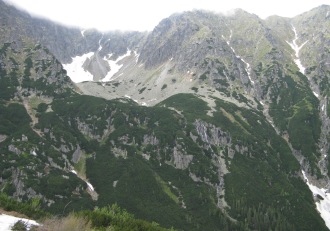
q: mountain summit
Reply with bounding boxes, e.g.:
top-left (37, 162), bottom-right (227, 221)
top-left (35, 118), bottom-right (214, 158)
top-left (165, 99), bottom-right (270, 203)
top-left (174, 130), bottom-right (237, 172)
top-left (1, 1), bottom-right (330, 230)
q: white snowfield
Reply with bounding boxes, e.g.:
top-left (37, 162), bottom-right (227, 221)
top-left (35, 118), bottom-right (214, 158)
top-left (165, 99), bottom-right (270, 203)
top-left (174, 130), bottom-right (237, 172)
top-left (63, 46), bottom-right (135, 83)
top-left (302, 170), bottom-right (330, 229)
top-left (86, 182), bottom-right (95, 191)
top-left (286, 26), bottom-right (308, 74)
top-left (0, 214), bottom-right (39, 231)
top-left (70, 170), bottom-right (95, 192)
top-left (63, 52), bottom-right (94, 83)
top-left (101, 49), bottom-right (132, 82)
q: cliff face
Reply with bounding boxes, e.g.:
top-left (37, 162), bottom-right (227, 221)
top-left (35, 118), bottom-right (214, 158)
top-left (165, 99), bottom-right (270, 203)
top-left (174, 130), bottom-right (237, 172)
top-left (1, 1), bottom-right (330, 230)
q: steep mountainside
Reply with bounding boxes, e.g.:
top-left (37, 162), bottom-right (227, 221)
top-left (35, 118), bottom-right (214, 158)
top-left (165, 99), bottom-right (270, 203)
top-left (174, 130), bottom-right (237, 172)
top-left (1, 0), bottom-right (330, 230)
top-left (0, 0), bottom-right (146, 79)
top-left (0, 41), bottom-right (96, 212)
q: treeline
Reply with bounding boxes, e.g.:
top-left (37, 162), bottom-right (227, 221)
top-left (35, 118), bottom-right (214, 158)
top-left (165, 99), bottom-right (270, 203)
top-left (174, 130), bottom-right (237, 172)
top-left (78, 204), bottom-right (175, 231)
top-left (231, 199), bottom-right (295, 231)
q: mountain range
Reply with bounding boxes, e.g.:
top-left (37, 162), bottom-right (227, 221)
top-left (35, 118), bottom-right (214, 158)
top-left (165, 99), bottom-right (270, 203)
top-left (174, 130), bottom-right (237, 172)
top-left (1, 0), bottom-right (330, 230)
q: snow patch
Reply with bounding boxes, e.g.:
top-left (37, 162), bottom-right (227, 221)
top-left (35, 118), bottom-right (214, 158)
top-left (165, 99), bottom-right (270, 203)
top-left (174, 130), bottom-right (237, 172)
top-left (81, 30), bottom-right (86, 37)
top-left (70, 170), bottom-right (95, 192)
top-left (313, 91), bottom-right (319, 98)
top-left (241, 58), bottom-right (254, 85)
top-left (125, 95), bottom-right (156, 106)
top-left (286, 26), bottom-right (308, 74)
top-left (97, 34), bottom-right (104, 52)
top-left (113, 180), bottom-right (118, 187)
top-left (229, 45), bottom-right (236, 53)
top-left (223, 30), bottom-right (236, 53)
top-left (63, 52), bottom-right (94, 83)
top-left (223, 31), bottom-right (254, 85)
top-left (223, 70), bottom-right (230, 82)
top-left (0, 214), bottom-right (39, 231)
top-left (86, 182), bottom-right (94, 191)
top-left (64, 45), bottom-right (131, 83)
top-left (124, 95), bottom-right (138, 104)
top-left (101, 49), bottom-right (131, 82)
top-left (141, 98), bottom-right (157, 106)
top-left (302, 170), bottom-right (330, 229)
top-left (134, 51), bottom-right (139, 63)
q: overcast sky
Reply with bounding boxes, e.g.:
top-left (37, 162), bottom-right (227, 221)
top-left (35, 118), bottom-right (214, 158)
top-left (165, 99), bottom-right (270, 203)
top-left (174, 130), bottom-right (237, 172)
top-left (4, 0), bottom-right (330, 31)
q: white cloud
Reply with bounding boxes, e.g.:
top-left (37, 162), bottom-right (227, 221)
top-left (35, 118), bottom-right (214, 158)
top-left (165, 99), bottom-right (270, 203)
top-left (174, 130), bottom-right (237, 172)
top-left (4, 0), bottom-right (330, 31)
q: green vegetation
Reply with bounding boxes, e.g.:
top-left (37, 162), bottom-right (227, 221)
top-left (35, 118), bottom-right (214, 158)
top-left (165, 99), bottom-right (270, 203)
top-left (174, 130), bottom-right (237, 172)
top-left (0, 63), bottom-right (326, 230)
top-left (158, 93), bottom-right (210, 120)
top-left (0, 37), bottom-right (328, 231)
top-left (0, 193), bottom-right (48, 220)
top-left (11, 220), bottom-right (32, 231)
top-left (157, 94), bottom-right (326, 230)
top-left (79, 204), bottom-right (174, 231)
top-left (161, 84), bottom-right (167, 90)
top-left (139, 87), bottom-right (147, 94)
top-left (268, 71), bottom-right (321, 175)
top-left (39, 205), bottom-right (174, 231)
top-left (154, 173), bottom-right (179, 204)
top-left (199, 71), bottom-right (209, 81)
top-left (191, 87), bottom-right (198, 92)
top-left (0, 103), bottom-right (31, 135)
top-left (0, 193), bottom-right (173, 231)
